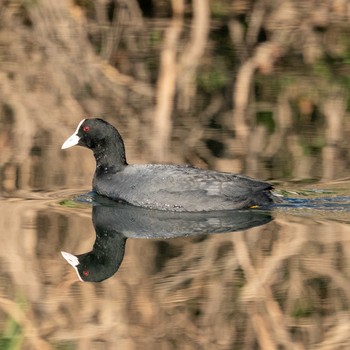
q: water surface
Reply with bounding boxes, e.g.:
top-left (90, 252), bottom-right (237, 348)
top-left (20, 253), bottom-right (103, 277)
top-left (2, 184), bottom-right (350, 349)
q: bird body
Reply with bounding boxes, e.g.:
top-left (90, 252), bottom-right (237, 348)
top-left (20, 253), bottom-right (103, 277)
top-left (93, 163), bottom-right (273, 211)
top-left (62, 118), bottom-right (277, 211)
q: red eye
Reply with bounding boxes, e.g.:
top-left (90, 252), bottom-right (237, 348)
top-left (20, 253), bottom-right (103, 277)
top-left (83, 126), bottom-right (90, 132)
top-left (83, 270), bottom-right (89, 276)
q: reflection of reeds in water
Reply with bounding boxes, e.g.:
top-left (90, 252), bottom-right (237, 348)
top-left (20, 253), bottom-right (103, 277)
top-left (1, 200), bottom-right (350, 349)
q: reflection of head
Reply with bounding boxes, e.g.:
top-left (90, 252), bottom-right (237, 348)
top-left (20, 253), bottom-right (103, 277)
top-left (61, 232), bottom-right (127, 282)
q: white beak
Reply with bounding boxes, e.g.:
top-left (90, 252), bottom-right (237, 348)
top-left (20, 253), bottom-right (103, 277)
top-left (61, 134), bottom-right (80, 149)
top-left (61, 251), bottom-right (84, 282)
top-left (61, 119), bottom-right (85, 149)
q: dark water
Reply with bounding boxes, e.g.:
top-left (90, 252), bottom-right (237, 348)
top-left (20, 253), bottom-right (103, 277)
top-left (2, 184), bottom-right (350, 349)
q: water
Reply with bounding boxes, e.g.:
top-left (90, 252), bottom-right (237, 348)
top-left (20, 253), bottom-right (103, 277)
top-left (2, 185), bottom-right (350, 349)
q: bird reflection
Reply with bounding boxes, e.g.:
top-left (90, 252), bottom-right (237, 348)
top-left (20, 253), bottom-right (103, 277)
top-left (62, 196), bottom-right (273, 282)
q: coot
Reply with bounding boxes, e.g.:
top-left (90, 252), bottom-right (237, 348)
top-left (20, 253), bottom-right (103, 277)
top-left (62, 118), bottom-right (278, 211)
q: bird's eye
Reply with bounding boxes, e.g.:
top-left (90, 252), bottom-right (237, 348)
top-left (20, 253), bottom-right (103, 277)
top-left (83, 126), bottom-right (90, 132)
top-left (83, 270), bottom-right (89, 277)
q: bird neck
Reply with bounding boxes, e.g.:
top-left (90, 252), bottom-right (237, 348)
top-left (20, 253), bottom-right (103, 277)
top-left (93, 140), bottom-right (128, 173)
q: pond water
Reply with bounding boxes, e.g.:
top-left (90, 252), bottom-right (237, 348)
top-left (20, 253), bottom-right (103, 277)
top-left (2, 182), bottom-right (350, 349)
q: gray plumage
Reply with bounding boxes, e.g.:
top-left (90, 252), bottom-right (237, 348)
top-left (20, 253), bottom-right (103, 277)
top-left (93, 164), bottom-right (274, 211)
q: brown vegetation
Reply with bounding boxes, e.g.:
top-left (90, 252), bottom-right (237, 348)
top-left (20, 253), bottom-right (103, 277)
top-left (1, 0), bottom-right (350, 194)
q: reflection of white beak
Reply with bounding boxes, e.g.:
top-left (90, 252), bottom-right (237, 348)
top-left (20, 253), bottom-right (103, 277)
top-left (61, 251), bottom-right (84, 282)
top-left (61, 119), bottom-right (85, 149)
